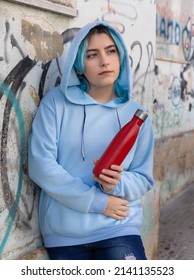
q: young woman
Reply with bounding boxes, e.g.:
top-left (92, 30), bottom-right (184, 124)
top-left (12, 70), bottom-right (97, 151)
top-left (28, 20), bottom-right (154, 260)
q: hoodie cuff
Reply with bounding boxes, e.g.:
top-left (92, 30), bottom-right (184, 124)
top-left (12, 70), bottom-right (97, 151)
top-left (99, 182), bottom-right (122, 196)
top-left (89, 188), bottom-right (108, 213)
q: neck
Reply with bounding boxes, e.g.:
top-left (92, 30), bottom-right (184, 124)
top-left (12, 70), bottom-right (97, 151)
top-left (88, 86), bottom-right (116, 103)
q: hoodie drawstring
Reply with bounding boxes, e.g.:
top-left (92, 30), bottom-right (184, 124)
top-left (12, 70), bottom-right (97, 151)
top-left (81, 105), bottom-right (86, 161)
top-left (116, 108), bottom-right (122, 130)
top-left (81, 106), bottom-right (122, 161)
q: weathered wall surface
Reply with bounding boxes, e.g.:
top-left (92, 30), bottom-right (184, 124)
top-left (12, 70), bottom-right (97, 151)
top-left (0, 0), bottom-right (193, 260)
top-left (154, 131), bottom-right (194, 205)
top-left (155, 0), bottom-right (194, 207)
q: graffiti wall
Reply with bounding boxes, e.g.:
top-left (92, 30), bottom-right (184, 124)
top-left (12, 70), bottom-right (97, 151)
top-left (0, 0), bottom-right (157, 259)
top-left (0, 1), bottom-right (73, 259)
top-left (156, 0), bottom-right (193, 63)
top-left (155, 0), bottom-right (194, 210)
top-left (155, 0), bottom-right (194, 139)
top-left (1, 0), bottom-right (194, 260)
top-left (0, 0), bottom-right (156, 259)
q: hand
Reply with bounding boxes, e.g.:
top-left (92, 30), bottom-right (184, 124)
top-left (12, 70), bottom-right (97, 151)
top-left (103, 195), bottom-right (129, 220)
top-left (93, 159), bottom-right (123, 192)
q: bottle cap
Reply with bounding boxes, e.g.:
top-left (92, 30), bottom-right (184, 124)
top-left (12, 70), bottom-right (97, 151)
top-left (135, 109), bottom-right (148, 121)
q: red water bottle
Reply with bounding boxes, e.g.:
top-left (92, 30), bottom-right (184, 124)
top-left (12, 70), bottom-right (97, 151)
top-left (93, 109), bottom-right (148, 176)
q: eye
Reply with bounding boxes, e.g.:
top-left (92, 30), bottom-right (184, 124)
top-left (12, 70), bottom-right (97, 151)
top-left (86, 52), bottom-right (97, 59)
top-left (107, 48), bottom-right (117, 55)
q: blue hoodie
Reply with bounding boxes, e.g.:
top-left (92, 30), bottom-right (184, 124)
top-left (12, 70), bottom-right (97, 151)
top-left (28, 20), bottom-right (154, 247)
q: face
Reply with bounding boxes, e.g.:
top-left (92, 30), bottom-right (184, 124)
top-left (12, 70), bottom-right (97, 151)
top-left (83, 32), bottom-right (120, 93)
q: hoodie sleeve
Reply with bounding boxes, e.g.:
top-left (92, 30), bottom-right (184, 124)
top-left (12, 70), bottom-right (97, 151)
top-left (100, 116), bottom-right (154, 201)
top-left (28, 97), bottom-right (108, 214)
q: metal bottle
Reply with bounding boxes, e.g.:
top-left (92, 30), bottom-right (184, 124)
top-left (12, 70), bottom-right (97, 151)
top-left (93, 109), bottom-right (148, 176)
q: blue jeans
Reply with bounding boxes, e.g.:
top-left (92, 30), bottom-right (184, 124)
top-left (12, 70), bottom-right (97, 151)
top-left (46, 235), bottom-right (147, 260)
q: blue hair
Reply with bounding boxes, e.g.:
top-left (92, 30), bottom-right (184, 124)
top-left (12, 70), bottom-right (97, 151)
top-left (74, 25), bottom-right (126, 97)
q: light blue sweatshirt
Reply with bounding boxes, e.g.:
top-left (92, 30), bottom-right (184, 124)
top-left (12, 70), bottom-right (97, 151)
top-left (28, 20), bottom-right (154, 247)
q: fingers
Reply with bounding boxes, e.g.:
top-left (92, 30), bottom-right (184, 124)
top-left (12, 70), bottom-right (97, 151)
top-left (99, 170), bottom-right (121, 181)
top-left (103, 196), bottom-right (129, 220)
top-left (98, 167), bottom-right (123, 186)
top-left (121, 204), bottom-right (129, 212)
top-left (118, 198), bottom-right (129, 206)
top-left (93, 175), bottom-right (104, 185)
top-left (94, 172), bottom-right (121, 192)
top-left (101, 165), bottom-right (123, 178)
top-left (98, 175), bottom-right (119, 187)
top-left (110, 165), bottom-right (123, 173)
top-left (114, 207), bottom-right (129, 219)
top-left (107, 209), bottom-right (129, 220)
top-left (111, 213), bottom-right (127, 220)
top-left (93, 163), bottom-right (124, 192)
top-left (93, 160), bottom-right (123, 179)
top-left (119, 203), bottom-right (129, 215)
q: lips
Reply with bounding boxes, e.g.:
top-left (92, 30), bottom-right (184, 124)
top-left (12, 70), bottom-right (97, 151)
top-left (99, 70), bottom-right (113, 75)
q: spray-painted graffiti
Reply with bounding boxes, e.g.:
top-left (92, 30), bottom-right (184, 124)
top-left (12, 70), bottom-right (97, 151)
top-left (0, 19), bottom-right (79, 256)
top-left (156, 0), bottom-right (194, 63)
top-left (167, 49), bottom-right (194, 110)
top-left (154, 0), bottom-right (194, 136)
top-left (182, 17), bottom-right (194, 61)
top-left (157, 15), bottom-right (194, 62)
top-left (153, 58), bottom-right (194, 135)
top-left (0, 83), bottom-right (26, 255)
top-left (101, 0), bottom-right (138, 33)
top-left (157, 16), bottom-right (181, 46)
top-left (84, 0), bottom-right (155, 33)
top-left (153, 54), bottom-right (194, 135)
top-left (131, 40), bottom-right (155, 103)
top-left (153, 101), bottom-right (182, 136)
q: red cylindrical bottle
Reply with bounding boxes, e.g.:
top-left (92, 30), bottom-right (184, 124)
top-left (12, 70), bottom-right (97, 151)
top-left (93, 109), bottom-right (148, 176)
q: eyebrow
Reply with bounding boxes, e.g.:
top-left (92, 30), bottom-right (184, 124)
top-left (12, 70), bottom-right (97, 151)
top-left (87, 44), bottom-right (116, 53)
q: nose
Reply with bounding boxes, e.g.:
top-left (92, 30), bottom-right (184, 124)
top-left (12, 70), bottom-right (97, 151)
top-left (101, 62), bottom-right (109, 67)
top-left (100, 53), bottom-right (109, 67)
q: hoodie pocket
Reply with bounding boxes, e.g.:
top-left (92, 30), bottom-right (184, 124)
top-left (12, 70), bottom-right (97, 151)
top-left (43, 197), bottom-right (83, 235)
top-left (40, 194), bottom-right (117, 236)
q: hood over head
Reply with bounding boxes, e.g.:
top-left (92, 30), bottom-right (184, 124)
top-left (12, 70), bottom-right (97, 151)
top-left (59, 20), bottom-right (133, 107)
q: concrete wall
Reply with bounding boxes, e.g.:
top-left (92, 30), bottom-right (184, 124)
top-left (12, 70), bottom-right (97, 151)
top-left (0, 0), bottom-right (193, 260)
top-left (155, 0), bottom-right (194, 205)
